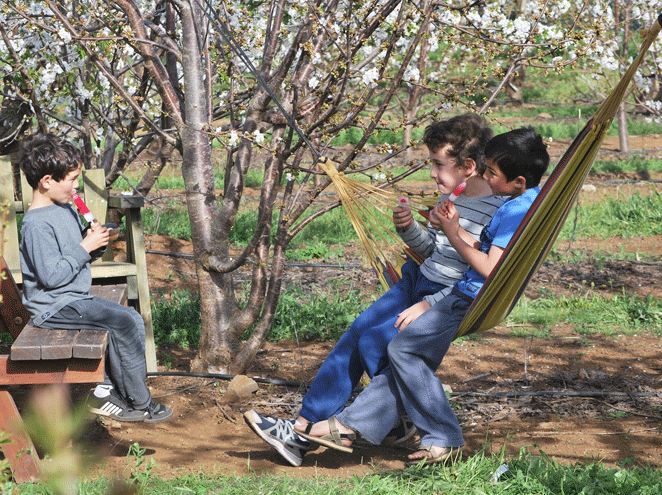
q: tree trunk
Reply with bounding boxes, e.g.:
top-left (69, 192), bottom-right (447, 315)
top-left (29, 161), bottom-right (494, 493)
top-left (618, 102), bottom-right (629, 152)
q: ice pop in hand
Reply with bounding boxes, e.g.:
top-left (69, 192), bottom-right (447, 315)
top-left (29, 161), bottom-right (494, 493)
top-left (397, 196), bottom-right (410, 207)
top-left (72, 192), bottom-right (97, 224)
top-left (448, 182), bottom-right (466, 202)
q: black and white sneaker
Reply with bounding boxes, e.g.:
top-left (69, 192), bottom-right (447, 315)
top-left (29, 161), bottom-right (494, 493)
top-left (87, 390), bottom-right (146, 422)
top-left (383, 415), bottom-right (417, 446)
top-left (243, 409), bottom-right (311, 466)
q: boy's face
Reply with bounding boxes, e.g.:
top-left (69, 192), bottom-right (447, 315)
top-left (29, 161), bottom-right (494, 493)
top-left (44, 166), bottom-right (81, 205)
top-left (484, 159), bottom-right (523, 196)
top-left (428, 144), bottom-right (467, 195)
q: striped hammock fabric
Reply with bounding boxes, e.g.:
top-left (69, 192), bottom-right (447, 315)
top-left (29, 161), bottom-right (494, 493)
top-left (455, 12), bottom-right (662, 338)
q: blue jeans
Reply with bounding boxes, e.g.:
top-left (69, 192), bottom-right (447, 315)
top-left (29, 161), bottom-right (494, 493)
top-left (299, 260), bottom-right (447, 422)
top-left (337, 292), bottom-right (470, 448)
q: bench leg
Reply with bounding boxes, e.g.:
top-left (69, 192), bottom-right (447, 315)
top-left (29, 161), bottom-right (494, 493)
top-left (0, 390), bottom-right (41, 483)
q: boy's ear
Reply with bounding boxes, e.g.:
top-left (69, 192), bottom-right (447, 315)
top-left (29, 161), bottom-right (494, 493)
top-left (39, 174), bottom-right (53, 190)
top-left (513, 175), bottom-right (527, 190)
top-left (462, 157), bottom-right (477, 175)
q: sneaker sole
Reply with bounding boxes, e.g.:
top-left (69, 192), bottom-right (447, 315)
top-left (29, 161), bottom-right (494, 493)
top-left (88, 403), bottom-right (150, 422)
top-left (243, 410), bottom-right (302, 467)
top-left (88, 403), bottom-right (146, 422)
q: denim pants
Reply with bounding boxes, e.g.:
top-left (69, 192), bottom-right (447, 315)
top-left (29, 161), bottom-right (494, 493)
top-left (39, 296), bottom-right (151, 409)
top-left (299, 260), bottom-right (447, 422)
top-left (336, 292), bottom-right (470, 448)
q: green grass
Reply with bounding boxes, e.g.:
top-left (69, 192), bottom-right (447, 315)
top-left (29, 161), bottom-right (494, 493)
top-left (592, 156), bottom-right (662, 174)
top-left (13, 447), bottom-right (662, 494)
top-left (113, 167), bottom-right (264, 190)
top-left (558, 188), bottom-right (662, 239)
top-left (509, 287), bottom-right (662, 336)
top-left (151, 283), bottom-right (375, 347)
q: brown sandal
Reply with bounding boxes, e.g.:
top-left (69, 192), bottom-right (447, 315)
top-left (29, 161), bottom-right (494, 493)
top-left (297, 416), bottom-right (356, 453)
top-left (406, 445), bottom-right (462, 466)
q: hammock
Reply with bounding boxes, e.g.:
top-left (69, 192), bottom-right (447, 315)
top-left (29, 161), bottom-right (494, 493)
top-left (455, 13), bottom-right (662, 338)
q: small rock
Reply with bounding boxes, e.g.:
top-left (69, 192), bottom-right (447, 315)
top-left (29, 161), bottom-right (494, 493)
top-left (538, 112), bottom-right (553, 119)
top-left (224, 375), bottom-right (259, 403)
top-left (582, 184), bottom-right (596, 192)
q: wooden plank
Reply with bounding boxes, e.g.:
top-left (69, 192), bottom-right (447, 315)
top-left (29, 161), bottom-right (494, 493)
top-left (73, 330), bottom-right (107, 359)
top-left (39, 329), bottom-right (75, 360)
top-left (19, 166), bottom-right (32, 213)
top-left (0, 156), bottom-right (21, 276)
top-left (0, 355), bottom-right (105, 385)
top-left (89, 284), bottom-right (128, 305)
top-left (0, 390), bottom-right (41, 483)
top-left (10, 327), bottom-right (43, 361)
top-left (125, 207), bottom-right (157, 372)
top-left (90, 262), bottom-right (138, 279)
top-left (82, 169), bottom-right (108, 225)
top-left (108, 194), bottom-right (145, 209)
top-left (0, 258), bottom-right (30, 339)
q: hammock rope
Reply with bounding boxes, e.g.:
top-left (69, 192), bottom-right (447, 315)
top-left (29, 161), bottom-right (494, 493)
top-left (318, 157), bottom-right (433, 289)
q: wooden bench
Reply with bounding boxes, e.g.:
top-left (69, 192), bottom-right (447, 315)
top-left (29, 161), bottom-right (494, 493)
top-left (0, 258), bottom-right (118, 483)
top-left (0, 155), bottom-right (156, 372)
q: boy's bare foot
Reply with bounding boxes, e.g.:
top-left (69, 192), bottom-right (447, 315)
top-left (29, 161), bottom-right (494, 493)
top-left (295, 416), bottom-right (356, 452)
top-left (406, 445), bottom-right (462, 466)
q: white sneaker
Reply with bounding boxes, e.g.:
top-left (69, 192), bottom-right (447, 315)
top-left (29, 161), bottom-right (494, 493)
top-left (243, 409), bottom-right (311, 466)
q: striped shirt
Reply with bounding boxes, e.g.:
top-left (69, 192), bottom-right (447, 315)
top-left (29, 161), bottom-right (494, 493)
top-left (399, 193), bottom-right (505, 306)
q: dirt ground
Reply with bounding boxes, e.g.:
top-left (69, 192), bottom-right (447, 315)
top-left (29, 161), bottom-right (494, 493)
top-left (18, 135), bottom-right (662, 481)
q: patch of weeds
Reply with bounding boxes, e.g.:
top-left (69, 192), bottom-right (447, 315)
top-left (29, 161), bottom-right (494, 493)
top-left (558, 188), bottom-right (662, 239)
top-left (127, 442), bottom-right (156, 489)
top-left (255, 283), bottom-right (372, 341)
top-left (570, 336), bottom-right (593, 347)
top-left (606, 410), bottom-right (629, 419)
top-left (509, 325), bottom-right (551, 339)
top-left (510, 290), bottom-right (662, 337)
top-left (152, 289), bottom-right (200, 348)
top-left (286, 242), bottom-right (342, 261)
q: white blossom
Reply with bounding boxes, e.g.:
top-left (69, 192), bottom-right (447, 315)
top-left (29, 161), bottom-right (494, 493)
top-left (308, 76), bottom-right (320, 89)
top-left (228, 130), bottom-right (239, 147)
top-left (253, 129), bottom-right (265, 143)
top-left (362, 67), bottom-right (379, 87)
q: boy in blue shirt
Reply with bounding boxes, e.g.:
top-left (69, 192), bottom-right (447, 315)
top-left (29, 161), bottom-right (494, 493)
top-left (18, 133), bottom-right (172, 423)
top-left (294, 126), bottom-right (550, 466)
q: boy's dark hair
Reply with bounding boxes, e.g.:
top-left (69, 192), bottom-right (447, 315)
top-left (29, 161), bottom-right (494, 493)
top-left (19, 133), bottom-right (82, 189)
top-left (485, 126), bottom-right (549, 188)
top-left (422, 113), bottom-right (493, 173)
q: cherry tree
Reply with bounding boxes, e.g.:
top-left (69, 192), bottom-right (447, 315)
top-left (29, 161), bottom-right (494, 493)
top-left (0, 0), bottom-right (623, 372)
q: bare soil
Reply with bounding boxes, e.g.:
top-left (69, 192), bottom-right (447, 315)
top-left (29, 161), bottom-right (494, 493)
top-left (25, 135), bottom-right (662, 480)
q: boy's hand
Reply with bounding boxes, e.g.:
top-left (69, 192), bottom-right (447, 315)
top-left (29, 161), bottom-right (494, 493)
top-left (395, 300), bottom-right (431, 332)
top-left (393, 205), bottom-right (414, 231)
top-left (80, 222), bottom-right (109, 253)
top-left (430, 200), bottom-right (459, 234)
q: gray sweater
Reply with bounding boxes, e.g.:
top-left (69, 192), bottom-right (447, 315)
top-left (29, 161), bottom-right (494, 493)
top-left (20, 203), bottom-right (93, 326)
top-left (399, 193), bottom-right (504, 306)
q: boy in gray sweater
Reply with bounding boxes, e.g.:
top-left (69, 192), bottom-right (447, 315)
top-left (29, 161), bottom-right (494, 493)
top-left (19, 133), bottom-right (172, 423)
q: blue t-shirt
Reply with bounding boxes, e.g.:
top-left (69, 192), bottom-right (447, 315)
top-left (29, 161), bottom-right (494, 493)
top-left (455, 186), bottom-right (540, 299)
